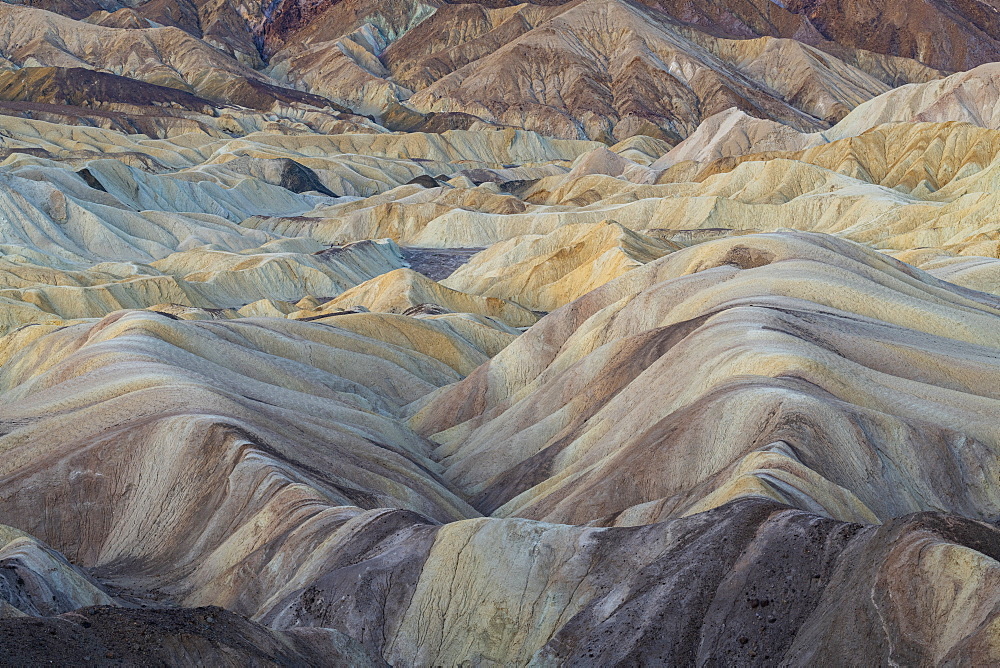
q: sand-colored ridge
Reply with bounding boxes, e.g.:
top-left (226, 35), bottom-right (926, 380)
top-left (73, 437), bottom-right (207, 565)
top-left (443, 219), bottom-right (680, 311)
top-left (413, 233), bottom-right (1000, 527)
top-left (295, 267), bottom-right (539, 328)
top-left (1, 301), bottom-right (1000, 663)
top-left (0, 1), bottom-right (999, 661)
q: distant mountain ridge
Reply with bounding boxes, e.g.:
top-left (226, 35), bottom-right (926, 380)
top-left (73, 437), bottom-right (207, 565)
top-left (0, 0), bottom-right (986, 141)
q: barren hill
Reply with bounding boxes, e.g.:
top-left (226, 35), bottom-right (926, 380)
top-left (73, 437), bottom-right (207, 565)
top-left (2, 0), bottom-right (1000, 664)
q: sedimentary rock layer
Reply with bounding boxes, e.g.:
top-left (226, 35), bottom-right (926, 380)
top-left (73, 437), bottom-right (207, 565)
top-left (2, 234), bottom-right (1000, 663)
top-left (414, 233), bottom-right (1000, 526)
top-left (1, 1), bottom-right (1000, 662)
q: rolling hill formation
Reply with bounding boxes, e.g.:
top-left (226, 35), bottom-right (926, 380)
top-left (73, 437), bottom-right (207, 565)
top-left (1, 0), bottom-right (1000, 665)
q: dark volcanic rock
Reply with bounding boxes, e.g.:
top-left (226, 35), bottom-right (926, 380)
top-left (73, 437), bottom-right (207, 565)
top-left (404, 174), bottom-right (443, 189)
top-left (0, 606), bottom-right (384, 667)
top-left (0, 67), bottom-right (217, 114)
top-left (76, 168), bottom-right (106, 192)
top-left (402, 302), bottom-right (454, 316)
top-left (222, 156), bottom-right (338, 197)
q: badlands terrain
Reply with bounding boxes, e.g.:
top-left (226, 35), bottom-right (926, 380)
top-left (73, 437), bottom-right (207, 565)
top-left (2, 0), bottom-right (1000, 665)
